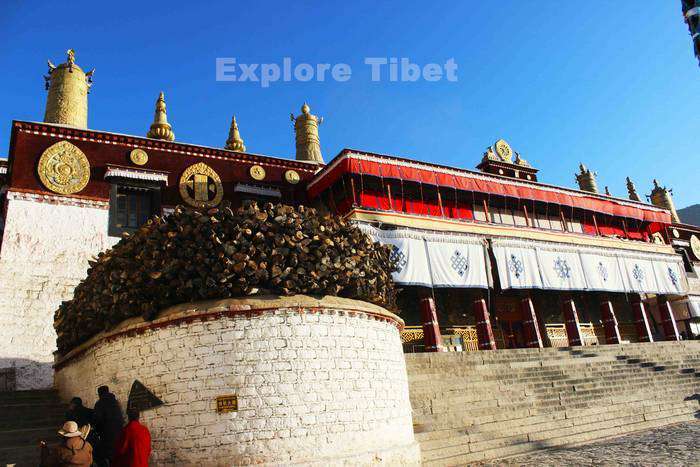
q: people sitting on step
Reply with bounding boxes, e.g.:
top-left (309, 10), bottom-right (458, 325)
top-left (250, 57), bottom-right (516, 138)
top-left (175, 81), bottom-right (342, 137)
top-left (93, 385), bottom-right (125, 467)
top-left (39, 420), bottom-right (93, 467)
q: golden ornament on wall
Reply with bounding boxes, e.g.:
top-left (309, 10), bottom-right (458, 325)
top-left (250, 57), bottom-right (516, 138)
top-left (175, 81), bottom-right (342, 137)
top-left (37, 140), bottom-right (91, 195)
top-left (129, 148), bottom-right (149, 166)
top-left (284, 169), bottom-right (300, 185)
top-left (495, 139), bottom-right (513, 162)
top-left (690, 235), bottom-right (700, 260)
top-left (249, 165), bottom-right (266, 181)
top-left (179, 162), bottom-right (224, 208)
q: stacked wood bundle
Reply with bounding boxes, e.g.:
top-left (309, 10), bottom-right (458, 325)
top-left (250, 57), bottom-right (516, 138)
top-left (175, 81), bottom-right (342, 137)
top-left (55, 201), bottom-right (397, 352)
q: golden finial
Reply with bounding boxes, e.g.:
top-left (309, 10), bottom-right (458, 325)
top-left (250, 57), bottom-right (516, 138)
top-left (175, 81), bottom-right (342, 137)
top-left (225, 115), bottom-right (246, 152)
top-left (147, 91), bottom-right (175, 141)
top-left (626, 177), bottom-right (641, 201)
top-left (291, 102), bottom-right (323, 163)
top-left (66, 49), bottom-right (75, 70)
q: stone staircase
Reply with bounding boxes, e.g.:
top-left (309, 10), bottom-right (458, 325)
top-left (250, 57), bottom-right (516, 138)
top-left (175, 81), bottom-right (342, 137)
top-left (406, 341), bottom-right (700, 466)
top-left (0, 390), bottom-right (65, 467)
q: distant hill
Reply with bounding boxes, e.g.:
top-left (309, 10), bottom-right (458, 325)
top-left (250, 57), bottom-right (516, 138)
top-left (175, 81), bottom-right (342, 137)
top-left (678, 204), bottom-right (700, 226)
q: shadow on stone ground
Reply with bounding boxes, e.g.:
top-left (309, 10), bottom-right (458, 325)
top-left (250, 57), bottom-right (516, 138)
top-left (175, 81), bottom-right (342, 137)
top-left (478, 420), bottom-right (700, 466)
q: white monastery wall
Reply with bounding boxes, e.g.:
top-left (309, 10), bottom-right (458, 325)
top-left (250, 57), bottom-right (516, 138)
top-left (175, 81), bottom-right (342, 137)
top-left (0, 193), bottom-right (118, 389)
top-left (55, 296), bottom-right (420, 466)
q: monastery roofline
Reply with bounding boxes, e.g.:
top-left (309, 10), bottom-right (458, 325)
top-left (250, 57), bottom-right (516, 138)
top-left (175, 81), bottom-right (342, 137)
top-left (324, 147), bottom-right (667, 213)
top-left (10, 120), bottom-right (322, 172)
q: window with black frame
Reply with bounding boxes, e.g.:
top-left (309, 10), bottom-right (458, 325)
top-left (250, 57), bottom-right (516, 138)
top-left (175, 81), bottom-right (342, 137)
top-left (108, 183), bottom-right (161, 236)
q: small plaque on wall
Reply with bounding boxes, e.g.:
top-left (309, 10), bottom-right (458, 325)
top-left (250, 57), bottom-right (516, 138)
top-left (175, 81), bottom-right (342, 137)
top-left (216, 394), bottom-right (238, 413)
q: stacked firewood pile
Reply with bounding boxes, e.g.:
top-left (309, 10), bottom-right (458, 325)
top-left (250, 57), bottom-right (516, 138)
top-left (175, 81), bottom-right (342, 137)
top-left (55, 201), bottom-right (398, 352)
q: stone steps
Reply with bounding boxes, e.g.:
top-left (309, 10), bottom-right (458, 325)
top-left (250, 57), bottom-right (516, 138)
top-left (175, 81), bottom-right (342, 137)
top-left (407, 342), bottom-right (700, 464)
top-left (0, 390), bottom-right (66, 467)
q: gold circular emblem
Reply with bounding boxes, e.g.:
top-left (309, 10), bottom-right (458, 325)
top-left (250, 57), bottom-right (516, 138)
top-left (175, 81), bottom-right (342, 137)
top-left (495, 139), bottom-right (512, 162)
top-left (284, 169), bottom-right (300, 184)
top-left (690, 235), bottom-right (700, 260)
top-left (37, 140), bottom-right (90, 195)
top-left (249, 165), bottom-right (266, 181)
top-left (179, 162), bottom-right (224, 208)
top-left (129, 148), bottom-right (148, 166)
top-left (672, 228), bottom-right (680, 239)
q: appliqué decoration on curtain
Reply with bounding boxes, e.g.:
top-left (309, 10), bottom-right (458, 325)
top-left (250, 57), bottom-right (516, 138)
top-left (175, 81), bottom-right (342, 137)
top-left (450, 250), bottom-right (469, 277)
top-left (390, 246), bottom-right (408, 273)
top-left (508, 254), bottom-right (524, 278)
top-left (632, 263), bottom-right (645, 284)
top-left (668, 267), bottom-right (679, 287)
top-left (554, 257), bottom-right (572, 280)
top-left (598, 262), bottom-right (609, 282)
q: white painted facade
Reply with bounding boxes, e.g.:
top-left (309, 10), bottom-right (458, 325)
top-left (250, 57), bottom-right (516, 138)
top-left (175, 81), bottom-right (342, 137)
top-left (54, 296), bottom-right (420, 466)
top-left (0, 192), bottom-right (118, 389)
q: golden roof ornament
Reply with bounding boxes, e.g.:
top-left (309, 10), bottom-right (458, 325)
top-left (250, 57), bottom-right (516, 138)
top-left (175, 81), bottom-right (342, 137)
top-left (649, 179), bottom-right (680, 223)
top-left (44, 49), bottom-right (93, 128)
top-left (494, 139), bottom-right (513, 162)
top-left (626, 177), bottom-right (641, 201)
top-left (147, 92), bottom-right (175, 141)
top-left (514, 151), bottom-right (530, 167)
top-left (225, 115), bottom-right (246, 152)
top-left (575, 163), bottom-right (599, 194)
top-left (291, 102), bottom-right (324, 163)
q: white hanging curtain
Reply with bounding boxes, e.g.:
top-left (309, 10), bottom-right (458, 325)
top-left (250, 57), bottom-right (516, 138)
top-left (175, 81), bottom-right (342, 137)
top-left (425, 239), bottom-right (488, 288)
top-left (356, 224), bottom-right (488, 288)
top-left (579, 252), bottom-right (627, 293)
top-left (536, 249), bottom-right (588, 291)
top-left (652, 259), bottom-right (687, 295)
top-left (491, 240), bottom-right (543, 290)
top-left (492, 237), bottom-right (688, 294)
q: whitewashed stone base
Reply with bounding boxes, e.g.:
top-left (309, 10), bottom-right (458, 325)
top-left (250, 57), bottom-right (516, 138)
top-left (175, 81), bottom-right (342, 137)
top-left (0, 194), bottom-right (117, 389)
top-left (54, 296), bottom-right (420, 466)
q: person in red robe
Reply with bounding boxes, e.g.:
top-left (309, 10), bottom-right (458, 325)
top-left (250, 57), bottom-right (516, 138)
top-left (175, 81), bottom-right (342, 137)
top-left (112, 408), bottom-right (151, 467)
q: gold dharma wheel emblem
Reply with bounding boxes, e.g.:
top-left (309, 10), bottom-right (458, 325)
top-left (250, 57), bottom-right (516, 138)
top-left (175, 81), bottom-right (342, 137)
top-left (249, 165), bottom-right (266, 181)
top-left (690, 235), bottom-right (700, 260)
top-left (129, 148), bottom-right (149, 166)
top-left (495, 139), bottom-right (513, 162)
top-left (37, 140), bottom-right (90, 195)
top-left (179, 162), bottom-right (224, 208)
top-left (284, 169), bottom-right (300, 184)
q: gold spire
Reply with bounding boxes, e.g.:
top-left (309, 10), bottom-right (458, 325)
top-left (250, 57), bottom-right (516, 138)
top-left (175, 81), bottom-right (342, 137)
top-left (291, 102), bottom-right (323, 163)
top-left (649, 179), bottom-right (680, 223)
top-left (44, 49), bottom-right (93, 128)
top-left (147, 92), bottom-right (175, 141)
top-left (626, 177), bottom-right (641, 202)
top-left (575, 163), bottom-right (599, 194)
top-left (224, 115), bottom-right (246, 152)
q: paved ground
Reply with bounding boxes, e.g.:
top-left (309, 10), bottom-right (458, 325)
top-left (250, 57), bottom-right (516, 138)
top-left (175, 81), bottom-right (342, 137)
top-left (485, 421), bottom-right (700, 466)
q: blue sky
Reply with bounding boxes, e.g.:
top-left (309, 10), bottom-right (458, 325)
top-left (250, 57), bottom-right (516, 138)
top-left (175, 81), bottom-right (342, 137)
top-left (1, 1), bottom-right (698, 207)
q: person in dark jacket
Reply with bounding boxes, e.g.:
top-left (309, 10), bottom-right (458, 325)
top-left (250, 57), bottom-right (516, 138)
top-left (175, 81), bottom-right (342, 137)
top-left (65, 397), bottom-right (98, 448)
top-left (93, 386), bottom-right (125, 466)
top-left (65, 397), bottom-right (94, 428)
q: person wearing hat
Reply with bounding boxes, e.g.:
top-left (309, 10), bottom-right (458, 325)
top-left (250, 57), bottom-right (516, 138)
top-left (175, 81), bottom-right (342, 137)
top-left (39, 420), bottom-right (93, 467)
